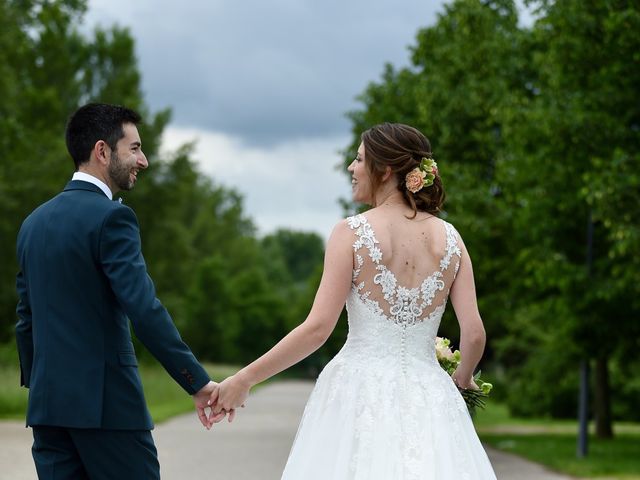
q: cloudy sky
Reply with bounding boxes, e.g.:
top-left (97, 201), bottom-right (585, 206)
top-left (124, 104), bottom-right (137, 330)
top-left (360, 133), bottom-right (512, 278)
top-left (83, 0), bottom-right (450, 238)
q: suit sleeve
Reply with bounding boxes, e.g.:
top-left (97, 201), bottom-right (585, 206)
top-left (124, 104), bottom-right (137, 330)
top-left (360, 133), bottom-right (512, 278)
top-left (100, 205), bottom-right (210, 394)
top-left (15, 267), bottom-right (33, 388)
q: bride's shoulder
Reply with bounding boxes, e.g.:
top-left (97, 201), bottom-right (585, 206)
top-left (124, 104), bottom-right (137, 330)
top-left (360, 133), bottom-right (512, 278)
top-left (328, 213), bottom-right (377, 247)
top-left (323, 218), bottom-right (358, 258)
top-left (440, 219), bottom-right (467, 254)
top-left (328, 217), bottom-right (358, 242)
top-left (440, 218), bottom-right (456, 231)
top-left (441, 218), bottom-right (461, 237)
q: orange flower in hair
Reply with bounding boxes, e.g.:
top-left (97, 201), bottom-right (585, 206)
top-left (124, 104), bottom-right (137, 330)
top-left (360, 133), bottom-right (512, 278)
top-left (405, 157), bottom-right (438, 193)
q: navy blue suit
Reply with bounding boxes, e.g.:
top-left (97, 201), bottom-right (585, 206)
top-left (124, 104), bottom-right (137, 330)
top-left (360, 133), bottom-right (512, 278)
top-left (16, 180), bottom-right (210, 478)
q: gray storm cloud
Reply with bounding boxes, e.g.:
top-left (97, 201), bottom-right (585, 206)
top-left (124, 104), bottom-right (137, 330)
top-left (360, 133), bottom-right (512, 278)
top-left (86, 0), bottom-right (442, 146)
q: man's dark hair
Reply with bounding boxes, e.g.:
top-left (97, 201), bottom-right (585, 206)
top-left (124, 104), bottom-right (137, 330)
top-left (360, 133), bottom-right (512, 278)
top-left (65, 103), bottom-right (142, 169)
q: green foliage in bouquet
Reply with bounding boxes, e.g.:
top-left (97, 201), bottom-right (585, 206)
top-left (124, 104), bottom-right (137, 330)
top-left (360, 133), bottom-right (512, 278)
top-left (435, 337), bottom-right (492, 415)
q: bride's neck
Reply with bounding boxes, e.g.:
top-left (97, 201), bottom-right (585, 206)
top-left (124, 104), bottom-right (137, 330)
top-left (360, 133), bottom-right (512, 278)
top-left (374, 190), bottom-right (405, 208)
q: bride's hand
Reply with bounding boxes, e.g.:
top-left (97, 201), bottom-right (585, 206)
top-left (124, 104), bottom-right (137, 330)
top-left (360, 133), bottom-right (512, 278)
top-left (208, 372), bottom-right (251, 422)
top-left (451, 370), bottom-right (479, 390)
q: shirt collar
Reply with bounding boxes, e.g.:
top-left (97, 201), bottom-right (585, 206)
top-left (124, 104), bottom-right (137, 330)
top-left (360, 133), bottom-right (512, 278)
top-left (72, 172), bottom-right (113, 200)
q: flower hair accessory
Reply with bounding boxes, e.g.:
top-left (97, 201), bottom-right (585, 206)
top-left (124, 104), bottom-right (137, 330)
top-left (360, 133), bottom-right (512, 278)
top-left (405, 156), bottom-right (438, 194)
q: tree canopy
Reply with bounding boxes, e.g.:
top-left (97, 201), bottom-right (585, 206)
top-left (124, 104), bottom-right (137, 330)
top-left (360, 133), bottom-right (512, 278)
top-left (0, 0), bottom-right (326, 369)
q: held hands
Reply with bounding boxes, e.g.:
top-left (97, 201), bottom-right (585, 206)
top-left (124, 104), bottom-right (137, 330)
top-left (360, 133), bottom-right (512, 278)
top-left (193, 381), bottom-right (227, 429)
top-left (207, 372), bottom-right (252, 424)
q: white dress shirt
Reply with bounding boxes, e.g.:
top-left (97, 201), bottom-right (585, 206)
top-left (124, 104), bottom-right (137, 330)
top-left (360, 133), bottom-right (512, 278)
top-left (72, 171), bottom-right (113, 200)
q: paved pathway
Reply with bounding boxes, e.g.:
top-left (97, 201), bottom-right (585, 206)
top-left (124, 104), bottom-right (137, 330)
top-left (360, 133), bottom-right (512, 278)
top-left (0, 381), bottom-right (580, 479)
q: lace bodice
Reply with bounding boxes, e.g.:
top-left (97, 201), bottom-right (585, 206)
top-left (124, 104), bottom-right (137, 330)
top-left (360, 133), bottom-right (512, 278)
top-left (341, 213), bottom-right (462, 369)
top-left (281, 214), bottom-right (496, 480)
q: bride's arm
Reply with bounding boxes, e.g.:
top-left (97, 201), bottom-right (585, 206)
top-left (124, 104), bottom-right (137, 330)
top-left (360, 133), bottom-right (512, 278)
top-left (211, 220), bottom-right (353, 414)
top-left (448, 237), bottom-right (486, 389)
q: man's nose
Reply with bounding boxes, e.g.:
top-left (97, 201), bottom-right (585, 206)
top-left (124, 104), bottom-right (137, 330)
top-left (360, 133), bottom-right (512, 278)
top-left (138, 152), bottom-right (149, 169)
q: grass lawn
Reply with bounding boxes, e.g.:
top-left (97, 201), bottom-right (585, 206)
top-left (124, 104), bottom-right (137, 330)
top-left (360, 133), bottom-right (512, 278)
top-left (0, 361), bottom-right (240, 423)
top-left (475, 400), bottom-right (640, 479)
top-left (482, 433), bottom-right (640, 479)
top-left (0, 363), bottom-right (28, 420)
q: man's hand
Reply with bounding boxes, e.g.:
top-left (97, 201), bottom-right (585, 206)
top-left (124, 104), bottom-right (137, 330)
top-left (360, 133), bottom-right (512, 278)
top-left (193, 381), bottom-right (227, 429)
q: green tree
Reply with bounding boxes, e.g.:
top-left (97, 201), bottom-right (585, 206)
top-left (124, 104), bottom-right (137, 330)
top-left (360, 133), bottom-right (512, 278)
top-left (497, 0), bottom-right (640, 436)
top-left (0, 0), bottom-right (166, 339)
top-left (284, 263), bottom-right (349, 376)
top-left (261, 229), bottom-right (325, 286)
top-left (183, 238), bottom-right (291, 365)
top-left (122, 145), bottom-right (254, 322)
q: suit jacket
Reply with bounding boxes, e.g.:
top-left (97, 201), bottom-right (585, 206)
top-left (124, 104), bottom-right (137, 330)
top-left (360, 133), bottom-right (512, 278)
top-left (15, 180), bottom-right (210, 430)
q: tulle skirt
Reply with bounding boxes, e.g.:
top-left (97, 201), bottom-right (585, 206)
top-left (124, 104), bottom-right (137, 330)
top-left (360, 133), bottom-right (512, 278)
top-left (281, 354), bottom-right (496, 480)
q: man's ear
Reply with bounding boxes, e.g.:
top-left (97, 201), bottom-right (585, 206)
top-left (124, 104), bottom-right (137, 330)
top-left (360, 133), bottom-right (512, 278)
top-left (93, 140), bottom-right (109, 166)
top-left (381, 166), bottom-right (393, 182)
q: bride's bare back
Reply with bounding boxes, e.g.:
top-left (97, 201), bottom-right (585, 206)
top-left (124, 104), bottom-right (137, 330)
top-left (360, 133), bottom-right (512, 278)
top-left (350, 205), bottom-right (461, 326)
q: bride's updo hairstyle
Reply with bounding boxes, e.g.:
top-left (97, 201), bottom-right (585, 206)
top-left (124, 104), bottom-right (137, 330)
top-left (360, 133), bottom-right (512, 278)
top-left (361, 122), bottom-right (445, 218)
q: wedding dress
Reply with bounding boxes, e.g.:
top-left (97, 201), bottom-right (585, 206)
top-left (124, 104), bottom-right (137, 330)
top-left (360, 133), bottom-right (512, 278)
top-left (281, 214), bottom-right (496, 479)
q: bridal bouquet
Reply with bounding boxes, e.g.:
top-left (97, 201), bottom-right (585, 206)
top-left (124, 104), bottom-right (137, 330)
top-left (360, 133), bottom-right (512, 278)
top-left (435, 336), bottom-right (493, 414)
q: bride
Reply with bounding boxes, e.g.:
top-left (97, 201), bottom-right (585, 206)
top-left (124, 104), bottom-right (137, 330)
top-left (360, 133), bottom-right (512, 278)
top-left (211, 123), bottom-right (497, 479)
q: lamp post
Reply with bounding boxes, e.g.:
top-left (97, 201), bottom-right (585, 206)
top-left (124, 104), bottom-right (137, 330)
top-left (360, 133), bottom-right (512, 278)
top-left (577, 213), bottom-right (594, 458)
top-left (577, 359), bottom-right (589, 457)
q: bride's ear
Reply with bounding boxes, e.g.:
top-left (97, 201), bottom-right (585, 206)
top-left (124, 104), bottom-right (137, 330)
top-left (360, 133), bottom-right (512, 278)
top-left (381, 166), bottom-right (393, 183)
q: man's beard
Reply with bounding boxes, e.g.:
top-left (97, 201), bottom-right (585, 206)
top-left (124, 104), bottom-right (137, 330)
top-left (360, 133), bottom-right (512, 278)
top-left (108, 151), bottom-right (134, 191)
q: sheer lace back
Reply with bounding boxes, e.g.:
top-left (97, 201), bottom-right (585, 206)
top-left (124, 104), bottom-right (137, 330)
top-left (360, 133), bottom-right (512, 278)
top-left (347, 213), bottom-right (461, 328)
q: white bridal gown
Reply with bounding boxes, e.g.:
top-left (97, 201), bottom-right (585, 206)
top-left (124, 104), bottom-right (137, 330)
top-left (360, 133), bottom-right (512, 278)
top-left (281, 214), bottom-right (496, 480)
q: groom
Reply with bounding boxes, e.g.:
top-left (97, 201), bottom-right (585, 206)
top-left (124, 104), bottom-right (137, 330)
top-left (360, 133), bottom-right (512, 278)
top-left (15, 103), bottom-right (221, 479)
